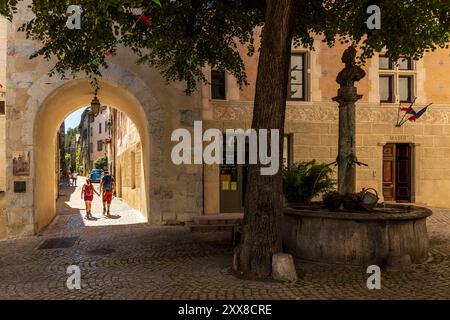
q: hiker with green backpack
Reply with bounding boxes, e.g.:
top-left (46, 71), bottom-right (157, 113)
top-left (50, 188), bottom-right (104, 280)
top-left (100, 169), bottom-right (115, 217)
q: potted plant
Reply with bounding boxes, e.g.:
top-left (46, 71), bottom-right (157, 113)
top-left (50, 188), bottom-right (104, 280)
top-left (343, 192), bottom-right (362, 211)
top-left (323, 191), bottom-right (344, 211)
top-left (282, 160), bottom-right (335, 208)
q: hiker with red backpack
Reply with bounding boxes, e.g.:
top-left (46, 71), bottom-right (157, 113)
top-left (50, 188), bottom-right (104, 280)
top-left (81, 178), bottom-right (100, 220)
top-left (100, 169), bottom-right (115, 217)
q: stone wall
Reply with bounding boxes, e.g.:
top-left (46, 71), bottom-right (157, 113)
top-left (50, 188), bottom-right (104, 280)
top-left (0, 17), bottom-right (8, 238)
top-left (209, 101), bottom-right (450, 208)
top-left (0, 17), bottom-right (7, 192)
top-left (113, 109), bottom-right (143, 212)
top-left (116, 143), bottom-right (143, 212)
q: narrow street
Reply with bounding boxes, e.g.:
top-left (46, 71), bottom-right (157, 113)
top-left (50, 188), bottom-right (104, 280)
top-left (1, 179), bottom-right (450, 299)
top-left (44, 176), bottom-right (146, 237)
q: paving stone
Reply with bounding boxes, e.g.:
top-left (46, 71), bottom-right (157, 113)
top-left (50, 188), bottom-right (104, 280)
top-left (1, 180), bottom-right (450, 299)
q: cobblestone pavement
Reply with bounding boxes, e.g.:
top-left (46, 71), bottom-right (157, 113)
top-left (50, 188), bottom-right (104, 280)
top-left (47, 177), bottom-right (147, 237)
top-left (1, 181), bottom-right (450, 299)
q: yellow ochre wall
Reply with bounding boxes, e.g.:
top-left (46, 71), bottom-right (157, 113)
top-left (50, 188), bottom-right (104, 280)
top-left (202, 40), bottom-right (450, 213)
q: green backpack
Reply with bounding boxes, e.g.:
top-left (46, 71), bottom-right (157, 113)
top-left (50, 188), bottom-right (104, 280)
top-left (103, 175), bottom-right (113, 191)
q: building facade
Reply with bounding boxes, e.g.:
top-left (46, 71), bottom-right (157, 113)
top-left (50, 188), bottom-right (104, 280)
top-left (90, 108), bottom-right (108, 169)
top-left (0, 5), bottom-right (449, 239)
top-left (78, 107), bottom-right (109, 174)
top-left (0, 16), bottom-right (6, 238)
top-left (69, 133), bottom-right (80, 171)
top-left (201, 36), bottom-right (450, 214)
top-left (109, 108), bottom-right (143, 212)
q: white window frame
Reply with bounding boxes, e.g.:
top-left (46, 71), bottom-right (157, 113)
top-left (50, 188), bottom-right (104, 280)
top-left (379, 55), bottom-right (416, 104)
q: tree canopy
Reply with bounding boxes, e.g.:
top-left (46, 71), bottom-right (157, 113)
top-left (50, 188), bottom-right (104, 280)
top-left (64, 127), bottom-right (79, 149)
top-left (1, 0), bottom-right (448, 93)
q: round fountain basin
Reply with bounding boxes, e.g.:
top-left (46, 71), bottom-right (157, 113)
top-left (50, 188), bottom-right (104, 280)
top-left (283, 205), bottom-right (432, 265)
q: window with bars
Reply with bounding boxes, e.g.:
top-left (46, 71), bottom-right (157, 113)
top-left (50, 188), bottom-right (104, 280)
top-left (379, 56), bottom-right (415, 103)
top-left (288, 53), bottom-right (307, 101)
top-left (0, 101), bottom-right (5, 115)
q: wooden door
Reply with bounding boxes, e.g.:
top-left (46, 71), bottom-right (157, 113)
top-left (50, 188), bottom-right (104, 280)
top-left (395, 144), bottom-right (412, 202)
top-left (219, 136), bottom-right (248, 213)
top-left (383, 143), bottom-right (412, 202)
top-left (383, 144), bottom-right (396, 201)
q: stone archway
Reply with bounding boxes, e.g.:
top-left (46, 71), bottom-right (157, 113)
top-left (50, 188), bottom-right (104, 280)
top-left (4, 51), bottom-right (203, 238)
top-left (33, 78), bottom-right (153, 232)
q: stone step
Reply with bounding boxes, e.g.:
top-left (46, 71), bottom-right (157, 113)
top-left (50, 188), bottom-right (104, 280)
top-left (193, 213), bottom-right (243, 226)
top-left (188, 223), bottom-right (237, 233)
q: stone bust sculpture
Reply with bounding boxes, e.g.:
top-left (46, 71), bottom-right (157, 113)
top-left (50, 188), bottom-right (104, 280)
top-left (336, 47), bottom-right (366, 88)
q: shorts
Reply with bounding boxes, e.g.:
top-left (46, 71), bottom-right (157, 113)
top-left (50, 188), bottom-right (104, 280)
top-left (84, 195), bottom-right (93, 202)
top-left (102, 190), bottom-right (113, 204)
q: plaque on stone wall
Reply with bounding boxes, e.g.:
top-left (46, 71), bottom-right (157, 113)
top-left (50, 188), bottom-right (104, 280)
top-left (13, 181), bottom-right (26, 193)
top-left (13, 151), bottom-right (30, 176)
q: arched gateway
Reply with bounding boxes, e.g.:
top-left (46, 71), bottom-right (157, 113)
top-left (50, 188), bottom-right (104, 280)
top-left (2, 46), bottom-right (204, 238)
top-left (34, 77), bottom-right (153, 231)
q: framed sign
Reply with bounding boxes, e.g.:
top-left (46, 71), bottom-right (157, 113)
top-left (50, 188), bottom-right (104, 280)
top-left (13, 151), bottom-right (30, 176)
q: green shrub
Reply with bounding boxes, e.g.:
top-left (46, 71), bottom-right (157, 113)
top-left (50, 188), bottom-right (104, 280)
top-left (94, 156), bottom-right (108, 170)
top-left (282, 160), bottom-right (335, 204)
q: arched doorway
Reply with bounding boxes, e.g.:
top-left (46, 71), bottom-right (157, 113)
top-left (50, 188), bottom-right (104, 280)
top-left (34, 79), bottom-right (151, 232)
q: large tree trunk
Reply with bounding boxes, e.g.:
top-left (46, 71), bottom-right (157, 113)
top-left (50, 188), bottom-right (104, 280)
top-left (234, 0), bottom-right (297, 279)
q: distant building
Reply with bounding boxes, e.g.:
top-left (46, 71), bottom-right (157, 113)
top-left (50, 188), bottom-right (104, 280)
top-left (67, 134), bottom-right (78, 171)
top-left (78, 107), bottom-right (108, 175)
top-left (55, 122), bottom-right (65, 198)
